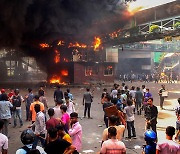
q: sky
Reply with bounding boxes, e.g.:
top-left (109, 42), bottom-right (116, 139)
top-left (128, 0), bottom-right (177, 11)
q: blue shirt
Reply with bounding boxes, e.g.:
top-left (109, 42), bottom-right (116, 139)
top-left (0, 101), bottom-right (13, 119)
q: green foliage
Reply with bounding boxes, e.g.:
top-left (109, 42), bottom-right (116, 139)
top-left (149, 25), bottom-right (159, 32)
top-left (174, 22), bottom-right (180, 29)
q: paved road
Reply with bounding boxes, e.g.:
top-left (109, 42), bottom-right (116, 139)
top-left (7, 82), bottom-right (180, 154)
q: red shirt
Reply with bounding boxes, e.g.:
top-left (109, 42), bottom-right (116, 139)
top-left (46, 118), bottom-right (59, 130)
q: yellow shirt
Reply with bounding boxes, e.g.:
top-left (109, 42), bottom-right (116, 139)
top-left (63, 133), bottom-right (72, 144)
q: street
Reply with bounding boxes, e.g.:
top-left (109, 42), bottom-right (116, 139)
top-left (8, 81), bottom-right (180, 154)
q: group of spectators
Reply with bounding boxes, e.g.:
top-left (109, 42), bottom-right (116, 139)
top-left (97, 83), bottom-right (180, 153)
top-left (0, 83), bottom-right (179, 154)
top-left (0, 86), bottom-right (82, 154)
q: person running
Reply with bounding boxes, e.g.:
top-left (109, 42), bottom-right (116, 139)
top-left (156, 126), bottom-right (180, 154)
top-left (124, 99), bottom-right (136, 140)
top-left (145, 98), bottom-right (158, 134)
top-left (0, 120), bottom-right (8, 154)
top-left (100, 127), bottom-right (126, 154)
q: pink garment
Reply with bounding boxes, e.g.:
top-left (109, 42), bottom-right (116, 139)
top-left (157, 139), bottom-right (180, 154)
top-left (69, 122), bottom-right (82, 152)
top-left (61, 113), bottom-right (70, 124)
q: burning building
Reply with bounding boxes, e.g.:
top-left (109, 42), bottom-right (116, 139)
top-left (0, 0), bottom-right (132, 85)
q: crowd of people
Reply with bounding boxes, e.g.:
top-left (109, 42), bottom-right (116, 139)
top-left (0, 83), bottom-right (179, 154)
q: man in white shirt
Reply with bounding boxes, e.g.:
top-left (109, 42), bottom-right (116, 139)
top-left (0, 120), bottom-right (8, 154)
top-left (29, 104), bottom-right (46, 149)
top-left (53, 99), bottom-right (63, 119)
top-left (65, 96), bottom-right (75, 115)
top-left (124, 99), bottom-right (136, 139)
top-left (156, 126), bottom-right (180, 154)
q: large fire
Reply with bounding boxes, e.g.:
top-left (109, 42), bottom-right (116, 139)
top-left (50, 75), bottom-right (61, 84)
top-left (93, 37), bottom-right (101, 51)
top-left (49, 75), bottom-right (67, 85)
top-left (68, 42), bottom-right (87, 48)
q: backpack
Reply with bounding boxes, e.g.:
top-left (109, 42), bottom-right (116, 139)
top-left (21, 146), bottom-right (40, 154)
top-left (11, 95), bottom-right (21, 111)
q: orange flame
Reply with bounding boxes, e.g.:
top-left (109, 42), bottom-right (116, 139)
top-left (61, 70), bottom-right (68, 76)
top-left (54, 50), bottom-right (60, 63)
top-left (50, 75), bottom-right (61, 84)
top-left (93, 37), bottom-right (101, 51)
top-left (57, 40), bottom-right (65, 46)
top-left (40, 43), bottom-right (49, 48)
top-left (68, 42), bottom-right (87, 48)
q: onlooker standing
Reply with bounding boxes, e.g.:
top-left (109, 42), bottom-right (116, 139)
top-left (0, 120), bottom-right (8, 154)
top-left (30, 104), bottom-right (46, 149)
top-left (38, 86), bottom-right (45, 97)
top-left (145, 98), bottom-right (158, 134)
top-left (24, 88), bottom-right (34, 121)
top-left (65, 96), bottom-right (75, 115)
top-left (158, 84), bottom-right (166, 109)
top-left (156, 126), bottom-right (180, 154)
top-left (46, 108), bottom-right (59, 131)
top-left (103, 95), bottom-right (113, 128)
top-left (29, 95), bottom-right (44, 123)
top-left (129, 86), bottom-right (136, 100)
top-left (135, 87), bottom-right (143, 115)
top-left (83, 87), bottom-right (93, 119)
top-left (100, 127), bottom-right (126, 154)
top-left (56, 124), bottom-right (72, 144)
top-left (54, 85), bottom-right (63, 104)
top-left (124, 100), bottom-right (136, 139)
top-left (11, 89), bottom-right (24, 127)
top-left (60, 105), bottom-right (70, 133)
top-left (102, 115), bottom-right (125, 144)
top-left (53, 99), bottom-right (63, 119)
top-left (69, 112), bottom-right (82, 152)
top-left (16, 129), bottom-right (46, 154)
top-left (45, 128), bottom-right (75, 154)
top-left (67, 88), bottom-right (73, 100)
top-left (0, 93), bottom-right (13, 137)
top-left (39, 92), bottom-right (48, 120)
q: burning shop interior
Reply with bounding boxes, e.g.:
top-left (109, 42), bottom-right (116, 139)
top-left (0, 0), bottom-right (133, 85)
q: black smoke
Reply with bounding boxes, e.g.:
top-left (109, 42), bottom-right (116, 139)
top-left (0, 0), bottom-right (130, 49)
